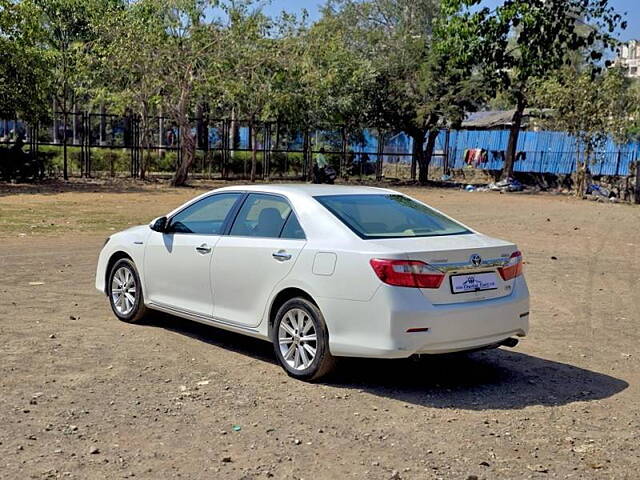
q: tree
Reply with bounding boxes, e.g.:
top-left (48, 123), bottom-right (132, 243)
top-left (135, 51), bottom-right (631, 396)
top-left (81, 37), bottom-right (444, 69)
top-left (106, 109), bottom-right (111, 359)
top-left (33, 0), bottom-right (110, 179)
top-left (302, 10), bottom-right (376, 134)
top-left (461, 0), bottom-right (626, 180)
top-left (215, 4), bottom-right (319, 182)
top-left (0, 0), bottom-right (52, 123)
top-left (89, 1), bottom-right (168, 180)
top-left (217, 5), bottom-right (281, 182)
top-left (91, 0), bottom-right (223, 186)
top-left (161, 0), bottom-right (222, 186)
top-left (323, 0), bottom-right (490, 184)
top-left (533, 67), bottom-right (634, 196)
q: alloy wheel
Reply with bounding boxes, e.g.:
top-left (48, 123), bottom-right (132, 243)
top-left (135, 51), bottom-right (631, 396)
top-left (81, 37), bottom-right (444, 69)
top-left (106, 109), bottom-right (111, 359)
top-left (111, 266), bottom-right (136, 316)
top-left (278, 308), bottom-right (317, 370)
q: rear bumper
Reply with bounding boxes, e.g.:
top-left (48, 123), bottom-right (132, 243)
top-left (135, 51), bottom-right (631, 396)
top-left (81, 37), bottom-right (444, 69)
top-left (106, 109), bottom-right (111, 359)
top-left (320, 276), bottom-right (530, 358)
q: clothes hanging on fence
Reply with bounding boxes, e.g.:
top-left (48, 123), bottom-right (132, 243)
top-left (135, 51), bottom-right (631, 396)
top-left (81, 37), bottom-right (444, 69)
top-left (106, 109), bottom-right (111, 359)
top-left (491, 150), bottom-right (505, 162)
top-left (464, 148), bottom-right (488, 166)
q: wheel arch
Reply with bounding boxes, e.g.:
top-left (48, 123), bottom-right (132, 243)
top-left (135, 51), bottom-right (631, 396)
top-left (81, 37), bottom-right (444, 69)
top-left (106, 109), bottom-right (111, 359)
top-left (105, 251), bottom-right (133, 294)
top-left (268, 287), bottom-right (318, 336)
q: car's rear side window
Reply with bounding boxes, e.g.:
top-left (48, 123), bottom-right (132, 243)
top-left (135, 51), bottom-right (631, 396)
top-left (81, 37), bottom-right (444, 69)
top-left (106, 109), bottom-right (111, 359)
top-left (314, 194), bottom-right (470, 239)
top-left (280, 211), bottom-right (305, 239)
top-left (230, 193), bottom-right (305, 239)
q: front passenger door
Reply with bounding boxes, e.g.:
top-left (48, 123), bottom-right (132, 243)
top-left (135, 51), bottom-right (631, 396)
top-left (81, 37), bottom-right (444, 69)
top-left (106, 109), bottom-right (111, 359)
top-left (211, 193), bottom-right (306, 327)
top-left (144, 192), bottom-right (242, 316)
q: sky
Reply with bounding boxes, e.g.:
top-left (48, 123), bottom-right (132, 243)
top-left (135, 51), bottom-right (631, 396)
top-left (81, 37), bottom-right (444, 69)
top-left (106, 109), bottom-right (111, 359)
top-left (260, 0), bottom-right (639, 41)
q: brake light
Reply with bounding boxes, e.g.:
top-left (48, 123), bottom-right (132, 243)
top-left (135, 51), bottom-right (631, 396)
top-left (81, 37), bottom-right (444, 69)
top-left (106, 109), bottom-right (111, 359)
top-left (369, 259), bottom-right (444, 289)
top-left (498, 250), bottom-right (523, 281)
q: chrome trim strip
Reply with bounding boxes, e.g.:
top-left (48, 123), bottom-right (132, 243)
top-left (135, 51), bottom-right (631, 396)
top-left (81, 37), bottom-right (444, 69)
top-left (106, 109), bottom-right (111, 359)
top-left (431, 257), bottom-right (509, 273)
top-left (148, 301), bottom-right (261, 334)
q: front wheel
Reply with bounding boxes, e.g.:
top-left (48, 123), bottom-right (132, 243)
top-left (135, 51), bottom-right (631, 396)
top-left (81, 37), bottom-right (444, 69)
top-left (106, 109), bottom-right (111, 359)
top-left (272, 297), bottom-right (336, 381)
top-left (107, 258), bottom-right (149, 323)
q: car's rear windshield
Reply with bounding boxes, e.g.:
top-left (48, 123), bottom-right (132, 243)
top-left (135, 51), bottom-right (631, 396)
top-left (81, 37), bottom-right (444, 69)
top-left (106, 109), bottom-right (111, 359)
top-left (314, 194), bottom-right (471, 239)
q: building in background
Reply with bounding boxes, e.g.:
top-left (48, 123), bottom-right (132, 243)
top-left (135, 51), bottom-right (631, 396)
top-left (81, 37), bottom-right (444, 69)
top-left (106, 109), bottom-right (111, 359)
top-left (615, 40), bottom-right (640, 78)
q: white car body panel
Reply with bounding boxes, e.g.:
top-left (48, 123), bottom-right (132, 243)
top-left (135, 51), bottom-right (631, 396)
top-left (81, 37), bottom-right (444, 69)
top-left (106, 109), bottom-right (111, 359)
top-left (96, 184), bottom-right (530, 358)
top-left (144, 231), bottom-right (221, 317)
top-left (211, 236), bottom-right (306, 327)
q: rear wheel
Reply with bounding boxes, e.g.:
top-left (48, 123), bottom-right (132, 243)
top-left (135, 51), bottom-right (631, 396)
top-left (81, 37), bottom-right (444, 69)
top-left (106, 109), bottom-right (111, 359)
top-left (107, 258), bottom-right (149, 323)
top-left (272, 297), bottom-right (336, 381)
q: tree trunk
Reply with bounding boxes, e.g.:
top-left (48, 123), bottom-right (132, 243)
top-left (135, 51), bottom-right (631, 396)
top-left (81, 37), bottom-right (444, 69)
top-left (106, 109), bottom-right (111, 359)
top-left (272, 121), bottom-right (280, 178)
top-left (419, 129), bottom-right (438, 184)
top-left (502, 94), bottom-right (526, 180)
top-left (229, 107), bottom-right (236, 160)
top-left (53, 99), bottom-right (59, 144)
top-left (410, 130), bottom-right (426, 184)
top-left (575, 147), bottom-right (590, 198)
top-left (410, 141), bottom-right (418, 181)
top-left (99, 102), bottom-right (106, 146)
top-left (62, 45), bottom-right (68, 180)
top-left (172, 121), bottom-right (196, 187)
top-left (341, 127), bottom-right (348, 179)
top-left (250, 120), bottom-right (257, 182)
top-left (634, 160), bottom-right (640, 204)
top-left (158, 105), bottom-right (165, 158)
top-left (63, 110), bottom-right (68, 180)
top-left (376, 130), bottom-right (385, 181)
top-left (71, 96), bottom-right (77, 145)
top-left (139, 113), bottom-right (149, 181)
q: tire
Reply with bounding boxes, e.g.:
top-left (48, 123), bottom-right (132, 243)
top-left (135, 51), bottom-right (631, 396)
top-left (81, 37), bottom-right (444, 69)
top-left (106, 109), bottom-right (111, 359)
top-left (107, 258), bottom-right (149, 323)
top-left (271, 297), bottom-right (336, 381)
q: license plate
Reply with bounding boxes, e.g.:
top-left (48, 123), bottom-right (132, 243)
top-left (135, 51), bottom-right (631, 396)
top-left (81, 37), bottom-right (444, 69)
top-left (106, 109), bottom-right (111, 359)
top-left (450, 272), bottom-right (498, 294)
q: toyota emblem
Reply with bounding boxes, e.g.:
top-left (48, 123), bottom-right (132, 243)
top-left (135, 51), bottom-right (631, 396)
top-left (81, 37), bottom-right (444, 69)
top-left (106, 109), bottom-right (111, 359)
top-left (470, 254), bottom-right (482, 266)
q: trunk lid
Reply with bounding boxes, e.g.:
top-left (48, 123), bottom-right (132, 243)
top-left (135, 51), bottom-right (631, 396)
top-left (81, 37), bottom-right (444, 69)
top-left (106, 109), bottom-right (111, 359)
top-left (368, 233), bottom-right (519, 304)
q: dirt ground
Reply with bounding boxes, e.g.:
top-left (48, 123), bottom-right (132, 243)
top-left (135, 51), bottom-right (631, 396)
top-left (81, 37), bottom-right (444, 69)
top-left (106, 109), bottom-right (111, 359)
top-left (1, 180), bottom-right (639, 480)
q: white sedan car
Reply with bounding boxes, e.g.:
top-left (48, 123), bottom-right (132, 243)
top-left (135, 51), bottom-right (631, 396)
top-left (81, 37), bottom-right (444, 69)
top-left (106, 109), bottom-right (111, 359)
top-left (96, 185), bottom-right (529, 380)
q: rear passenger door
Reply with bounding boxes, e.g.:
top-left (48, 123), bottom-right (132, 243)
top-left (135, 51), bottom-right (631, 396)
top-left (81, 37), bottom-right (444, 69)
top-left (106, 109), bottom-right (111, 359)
top-left (210, 193), bottom-right (306, 327)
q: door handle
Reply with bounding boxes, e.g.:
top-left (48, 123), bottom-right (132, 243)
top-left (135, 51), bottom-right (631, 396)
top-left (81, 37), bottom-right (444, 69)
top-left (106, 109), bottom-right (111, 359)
top-left (272, 250), bottom-right (292, 261)
top-left (196, 244), bottom-right (212, 254)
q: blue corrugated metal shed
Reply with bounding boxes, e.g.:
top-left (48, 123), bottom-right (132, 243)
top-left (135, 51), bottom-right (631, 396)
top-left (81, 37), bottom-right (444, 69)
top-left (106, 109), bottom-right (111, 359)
top-left (342, 128), bottom-right (638, 176)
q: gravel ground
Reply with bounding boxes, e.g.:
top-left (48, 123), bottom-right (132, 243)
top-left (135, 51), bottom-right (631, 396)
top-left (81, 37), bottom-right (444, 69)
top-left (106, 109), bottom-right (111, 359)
top-left (1, 182), bottom-right (639, 479)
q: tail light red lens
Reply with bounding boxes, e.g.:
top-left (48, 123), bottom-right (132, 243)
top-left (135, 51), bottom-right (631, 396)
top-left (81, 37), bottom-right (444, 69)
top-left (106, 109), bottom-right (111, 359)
top-left (498, 250), bottom-right (523, 281)
top-left (369, 259), bottom-right (445, 289)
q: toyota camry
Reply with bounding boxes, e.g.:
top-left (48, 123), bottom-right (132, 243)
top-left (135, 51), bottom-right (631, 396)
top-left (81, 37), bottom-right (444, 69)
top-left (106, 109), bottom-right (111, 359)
top-left (96, 185), bottom-right (530, 380)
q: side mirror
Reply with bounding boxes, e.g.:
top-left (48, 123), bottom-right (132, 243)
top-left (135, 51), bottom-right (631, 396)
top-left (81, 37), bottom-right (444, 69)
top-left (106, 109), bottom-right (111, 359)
top-left (150, 216), bottom-right (168, 232)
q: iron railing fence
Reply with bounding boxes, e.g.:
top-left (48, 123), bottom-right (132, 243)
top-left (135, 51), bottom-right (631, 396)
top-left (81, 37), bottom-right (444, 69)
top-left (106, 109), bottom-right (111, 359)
top-left (2, 113), bottom-right (638, 181)
top-left (0, 113), bottom-right (417, 180)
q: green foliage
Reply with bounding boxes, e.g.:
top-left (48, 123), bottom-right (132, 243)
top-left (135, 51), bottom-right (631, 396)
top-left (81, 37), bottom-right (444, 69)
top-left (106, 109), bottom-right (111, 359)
top-left (319, 0), bottom-right (494, 183)
top-left (1, 0), bottom-right (633, 186)
top-left (532, 66), bottom-right (636, 194)
top-left (0, 0), bottom-right (53, 121)
top-left (533, 67), bottom-right (635, 150)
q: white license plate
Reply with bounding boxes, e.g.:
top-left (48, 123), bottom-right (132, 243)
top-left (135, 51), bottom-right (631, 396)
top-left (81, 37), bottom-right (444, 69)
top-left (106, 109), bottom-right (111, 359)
top-left (450, 272), bottom-right (498, 294)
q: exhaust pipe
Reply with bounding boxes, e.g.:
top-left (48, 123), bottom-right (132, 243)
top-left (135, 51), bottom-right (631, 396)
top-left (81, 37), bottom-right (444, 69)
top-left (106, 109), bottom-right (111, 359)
top-left (500, 337), bottom-right (519, 348)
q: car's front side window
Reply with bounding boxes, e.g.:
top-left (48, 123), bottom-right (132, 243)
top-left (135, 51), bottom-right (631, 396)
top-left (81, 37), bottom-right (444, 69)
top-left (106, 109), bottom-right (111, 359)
top-left (168, 193), bottom-right (241, 234)
top-left (230, 193), bottom-right (302, 238)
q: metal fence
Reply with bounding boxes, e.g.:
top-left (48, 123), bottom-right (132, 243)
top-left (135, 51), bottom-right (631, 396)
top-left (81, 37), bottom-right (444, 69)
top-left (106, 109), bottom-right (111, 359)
top-left (1, 113), bottom-right (639, 180)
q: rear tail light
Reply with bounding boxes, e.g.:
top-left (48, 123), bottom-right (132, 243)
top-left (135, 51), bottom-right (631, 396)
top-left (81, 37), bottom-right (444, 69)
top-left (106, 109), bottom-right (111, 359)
top-left (369, 259), bottom-right (445, 289)
top-left (498, 250), bottom-right (523, 281)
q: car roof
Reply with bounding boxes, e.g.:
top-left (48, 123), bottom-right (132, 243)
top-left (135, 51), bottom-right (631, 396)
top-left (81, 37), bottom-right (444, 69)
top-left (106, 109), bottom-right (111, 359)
top-left (213, 183), bottom-right (395, 197)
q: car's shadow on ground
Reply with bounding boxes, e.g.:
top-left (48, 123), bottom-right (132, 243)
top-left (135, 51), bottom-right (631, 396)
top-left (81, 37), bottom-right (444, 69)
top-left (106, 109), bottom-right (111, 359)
top-left (152, 313), bottom-right (628, 410)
